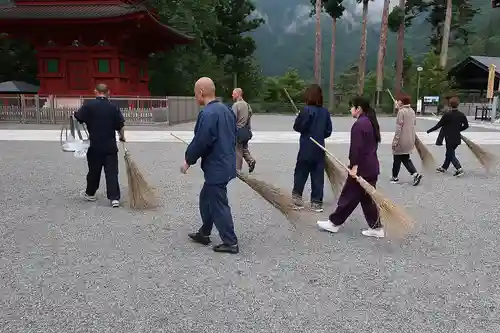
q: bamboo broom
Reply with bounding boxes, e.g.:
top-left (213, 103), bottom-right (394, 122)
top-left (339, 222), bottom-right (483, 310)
top-left (121, 142), bottom-right (157, 209)
top-left (310, 137), bottom-right (415, 237)
top-left (282, 87), bottom-right (342, 194)
top-left (461, 134), bottom-right (496, 171)
top-left (170, 133), bottom-right (299, 222)
top-left (387, 89), bottom-right (436, 171)
top-left (324, 156), bottom-right (347, 200)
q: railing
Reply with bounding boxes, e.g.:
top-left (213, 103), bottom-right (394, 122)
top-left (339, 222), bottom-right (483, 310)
top-left (0, 95), bottom-right (201, 125)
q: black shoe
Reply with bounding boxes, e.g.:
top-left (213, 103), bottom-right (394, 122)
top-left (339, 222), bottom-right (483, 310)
top-left (453, 169), bottom-right (464, 177)
top-left (412, 173), bottom-right (422, 186)
top-left (248, 160), bottom-right (256, 173)
top-left (213, 243), bottom-right (239, 254)
top-left (188, 232), bottom-right (211, 245)
top-left (436, 167), bottom-right (446, 173)
top-left (436, 142), bottom-right (443, 146)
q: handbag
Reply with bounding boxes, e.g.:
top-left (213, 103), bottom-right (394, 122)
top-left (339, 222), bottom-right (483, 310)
top-left (236, 103), bottom-right (253, 143)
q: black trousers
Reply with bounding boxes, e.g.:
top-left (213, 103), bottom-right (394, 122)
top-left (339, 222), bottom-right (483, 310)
top-left (442, 144), bottom-right (462, 170)
top-left (86, 149), bottom-right (120, 200)
top-left (436, 128), bottom-right (445, 145)
top-left (199, 182), bottom-right (237, 246)
top-left (392, 154), bottom-right (417, 178)
top-left (329, 177), bottom-right (381, 229)
top-left (292, 159), bottom-right (324, 204)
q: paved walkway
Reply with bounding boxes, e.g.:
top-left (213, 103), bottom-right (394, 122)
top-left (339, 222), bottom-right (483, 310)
top-left (1, 115), bottom-right (500, 332)
top-left (3, 129), bottom-right (500, 144)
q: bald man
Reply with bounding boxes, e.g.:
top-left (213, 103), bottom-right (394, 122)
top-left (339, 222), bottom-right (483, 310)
top-left (232, 88), bottom-right (256, 173)
top-left (74, 83), bottom-right (125, 207)
top-left (181, 77), bottom-right (239, 254)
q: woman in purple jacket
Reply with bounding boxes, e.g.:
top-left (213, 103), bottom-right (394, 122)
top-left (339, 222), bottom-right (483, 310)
top-left (317, 96), bottom-right (384, 238)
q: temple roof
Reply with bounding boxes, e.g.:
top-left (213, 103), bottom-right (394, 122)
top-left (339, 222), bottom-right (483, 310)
top-left (449, 56), bottom-right (500, 90)
top-left (0, 3), bottom-right (149, 19)
top-left (0, 3), bottom-right (193, 43)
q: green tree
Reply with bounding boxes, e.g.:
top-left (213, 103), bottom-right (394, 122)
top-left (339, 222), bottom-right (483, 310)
top-left (418, 51), bottom-right (453, 98)
top-left (356, 0), bottom-right (374, 95)
top-left (0, 38), bottom-right (37, 84)
top-left (149, 0), bottom-right (264, 98)
top-left (405, 0), bottom-right (478, 55)
top-left (388, 4), bottom-right (405, 96)
top-left (149, 0), bottom-right (226, 95)
top-left (205, 0), bottom-right (264, 90)
top-left (310, 0), bottom-right (346, 111)
top-left (262, 69), bottom-right (307, 103)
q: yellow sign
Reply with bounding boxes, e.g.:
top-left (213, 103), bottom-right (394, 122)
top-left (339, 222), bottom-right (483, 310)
top-left (487, 64), bottom-right (496, 99)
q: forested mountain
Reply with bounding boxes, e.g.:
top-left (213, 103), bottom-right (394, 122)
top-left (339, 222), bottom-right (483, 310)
top-left (250, 0), bottom-right (498, 79)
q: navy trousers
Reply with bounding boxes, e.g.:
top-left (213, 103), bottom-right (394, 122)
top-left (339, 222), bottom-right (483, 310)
top-left (198, 182), bottom-right (238, 246)
top-left (86, 149), bottom-right (120, 200)
top-left (292, 159), bottom-right (325, 203)
top-left (329, 176), bottom-right (381, 229)
top-left (442, 144), bottom-right (462, 170)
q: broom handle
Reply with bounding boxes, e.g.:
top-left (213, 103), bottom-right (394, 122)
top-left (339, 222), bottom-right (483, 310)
top-left (309, 137), bottom-right (355, 177)
top-left (283, 88), bottom-right (300, 113)
top-left (170, 133), bottom-right (189, 145)
top-left (386, 89), bottom-right (396, 103)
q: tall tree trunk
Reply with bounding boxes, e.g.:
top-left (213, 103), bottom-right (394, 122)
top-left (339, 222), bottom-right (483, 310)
top-left (357, 0), bottom-right (369, 95)
top-left (394, 0), bottom-right (405, 97)
top-left (375, 0), bottom-right (390, 110)
top-left (440, 0), bottom-right (452, 68)
top-left (314, 0), bottom-right (322, 84)
top-left (328, 18), bottom-right (337, 112)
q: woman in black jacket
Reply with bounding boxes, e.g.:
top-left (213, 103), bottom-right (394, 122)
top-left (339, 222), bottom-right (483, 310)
top-left (427, 97), bottom-right (469, 177)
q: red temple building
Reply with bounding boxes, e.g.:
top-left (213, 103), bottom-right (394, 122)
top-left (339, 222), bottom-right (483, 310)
top-left (0, 0), bottom-right (193, 96)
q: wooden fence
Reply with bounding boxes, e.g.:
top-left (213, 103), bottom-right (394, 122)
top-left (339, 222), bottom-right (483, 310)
top-left (0, 95), bottom-right (201, 125)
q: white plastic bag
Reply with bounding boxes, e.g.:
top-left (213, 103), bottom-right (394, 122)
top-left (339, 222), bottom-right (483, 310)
top-left (72, 140), bottom-right (89, 158)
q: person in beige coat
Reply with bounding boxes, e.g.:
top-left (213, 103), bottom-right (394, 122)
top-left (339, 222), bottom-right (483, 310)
top-left (391, 93), bottom-right (422, 186)
top-left (232, 88), bottom-right (256, 173)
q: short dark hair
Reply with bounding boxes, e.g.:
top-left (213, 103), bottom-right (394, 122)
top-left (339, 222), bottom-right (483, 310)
top-left (396, 92), bottom-right (411, 105)
top-left (448, 96), bottom-right (460, 108)
top-left (304, 84), bottom-right (323, 106)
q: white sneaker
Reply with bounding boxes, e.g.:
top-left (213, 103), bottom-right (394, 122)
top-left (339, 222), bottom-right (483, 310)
top-left (317, 220), bottom-right (340, 233)
top-left (361, 228), bottom-right (385, 238)
top-left (81, 191), bottom-right (96, 202)
top-left (111, 200), bottom-right (119, 207)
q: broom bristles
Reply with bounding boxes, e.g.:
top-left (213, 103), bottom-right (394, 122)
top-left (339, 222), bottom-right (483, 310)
top-left (461, 135), bottom-right (496, 171)
top-left (124, 151), bottom-right (157, 209)
top-left (237, 173), bottom-right (298, 223)
top-left (355, 176), bottom-right (415, 236)
top-left (414, 135), bottom-right (436, 172)
top-left (309, 136), bottom-right (415, 237)
top-left (324, 156), bottom-right (346, 200)
top-left (169, 132), bottom-right (298, 223)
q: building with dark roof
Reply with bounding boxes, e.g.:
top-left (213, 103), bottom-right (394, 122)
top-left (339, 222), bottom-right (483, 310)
top-left (449, 56), bottom-right (500, 92)
top-left (0, 0), bottom-right (194, 96)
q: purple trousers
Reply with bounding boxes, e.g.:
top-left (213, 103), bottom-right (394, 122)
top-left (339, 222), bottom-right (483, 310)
top-left (329, 176), bottom-right (381, 229)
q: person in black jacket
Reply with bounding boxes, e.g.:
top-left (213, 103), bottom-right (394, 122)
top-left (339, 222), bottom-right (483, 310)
top-left (74, 83), bottom-right (125, 207)
top-left (292, 84), bottom-right (333, 212)
top-left (426, 97), bottom-right (469, 177)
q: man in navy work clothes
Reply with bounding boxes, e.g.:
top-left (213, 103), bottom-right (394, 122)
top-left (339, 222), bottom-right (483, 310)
top-left (74, 83), bottom-right (125, 208)
top-left (181, 77), bottom-right (239, 254)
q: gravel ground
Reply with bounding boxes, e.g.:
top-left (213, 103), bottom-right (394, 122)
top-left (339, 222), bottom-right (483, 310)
top-left (1, 116), bottom-right (500, 332)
